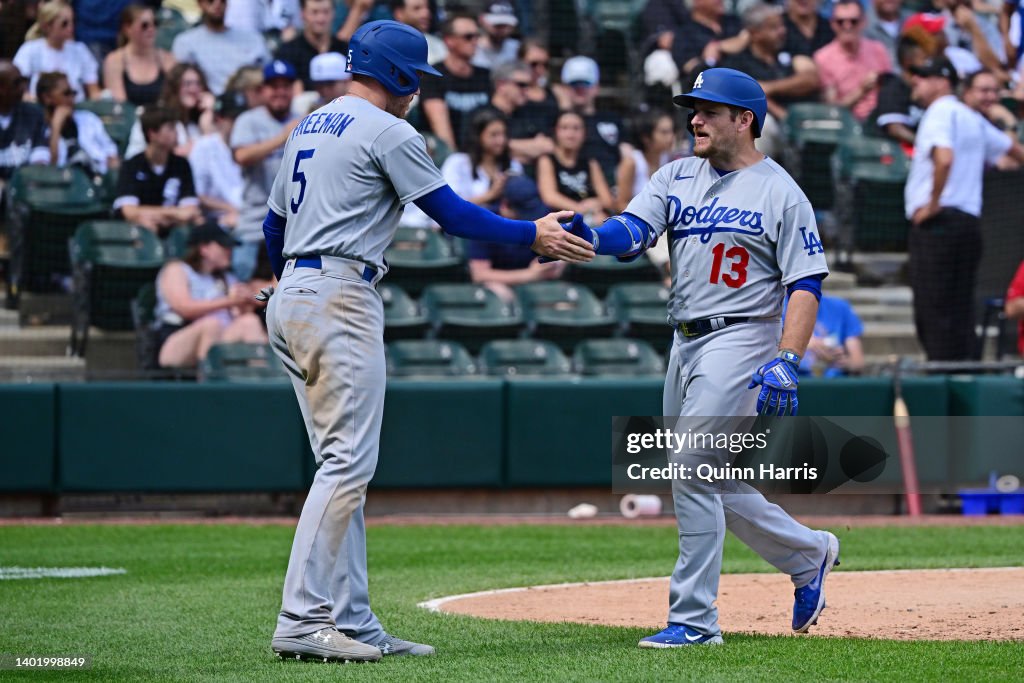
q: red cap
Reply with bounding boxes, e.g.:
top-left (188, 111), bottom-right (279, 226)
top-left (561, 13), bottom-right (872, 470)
top-left (902, 12), bottom-right (945, 35)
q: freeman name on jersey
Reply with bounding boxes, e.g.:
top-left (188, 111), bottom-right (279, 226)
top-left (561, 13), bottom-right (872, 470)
top-left (290, 111), bottom-right (356, 140)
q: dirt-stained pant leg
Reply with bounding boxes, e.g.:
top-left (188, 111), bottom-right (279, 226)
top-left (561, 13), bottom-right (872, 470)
top-left (267, 262), bottom-right (386, 640)
top-left (664, 322), bottom-right (828, 634)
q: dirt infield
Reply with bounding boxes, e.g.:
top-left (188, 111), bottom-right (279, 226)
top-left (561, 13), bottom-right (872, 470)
top-left (427, 568), bottom-right (1024, 642)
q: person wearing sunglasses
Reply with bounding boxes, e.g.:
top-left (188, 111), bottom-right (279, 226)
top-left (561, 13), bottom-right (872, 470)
top-left (13, 0), bottom-right (100, 101)
top-left (813, 0), bottom-right (892, 121)
top-left (172, 0), bottom-right (270, 95)
top-left (469, 60), bottom-right (552, 166)
top-left (36, 70), bottom-right (118, 176)
top-left (103, 4), bottom-right (178, 106)
top-left (420, 13), bottom-right (492, 152)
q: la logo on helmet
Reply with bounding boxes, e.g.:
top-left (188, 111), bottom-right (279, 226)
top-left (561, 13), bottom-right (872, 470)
top-left (694, 72), bottom-right (704, 89)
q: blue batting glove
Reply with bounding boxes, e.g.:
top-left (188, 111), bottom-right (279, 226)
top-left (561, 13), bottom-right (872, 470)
top-left (539, 213), bottom-right (596, 262)
top-left (748, 352), bottom-right (800, 416)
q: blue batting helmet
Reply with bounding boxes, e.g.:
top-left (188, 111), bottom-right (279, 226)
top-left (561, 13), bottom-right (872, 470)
top-left (347, 20), bottom-right (441, 97)
top-left (673, 68), bottom-right (767, 138)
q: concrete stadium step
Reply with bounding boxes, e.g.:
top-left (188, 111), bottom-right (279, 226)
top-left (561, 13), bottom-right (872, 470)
top-left (839, 286), bottom-right (914, 307)
top-left (861, 322), bottom-right (922, 356)
top-left (0, 355), bottom-right (85, 382)
top-left (0, 326), bottom-right (71, 356)
top-left (822, 270), bottom-right (856, 291)
top-left (848, 303), bottom-right (914, 323)
top-left (0, 308), bottom-right (18, 329)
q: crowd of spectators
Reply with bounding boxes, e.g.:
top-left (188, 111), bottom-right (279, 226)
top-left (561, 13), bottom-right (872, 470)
top-left (1, 0), bottom-right (1024, 369)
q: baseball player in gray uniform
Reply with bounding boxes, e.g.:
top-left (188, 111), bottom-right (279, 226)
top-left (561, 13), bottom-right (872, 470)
top-left (261, 20), bottom-right (593, 663)
top-left (561, 68), bottom-right (840, 646)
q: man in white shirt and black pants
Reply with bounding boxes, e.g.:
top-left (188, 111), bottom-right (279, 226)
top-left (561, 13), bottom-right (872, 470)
top-left (904, 56), bottom-right (1024, 360)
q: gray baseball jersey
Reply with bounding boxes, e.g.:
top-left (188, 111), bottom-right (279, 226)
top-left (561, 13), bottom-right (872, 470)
top-left (625, 156), bottom-right (829, 322)
top-left (231, 106), bottom-right (291, 243)
top-left (268, 96), bottom-right (446, 272)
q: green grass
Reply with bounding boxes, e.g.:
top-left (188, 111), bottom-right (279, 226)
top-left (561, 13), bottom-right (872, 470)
top-left (0, 523), bottom-right (1022, 682)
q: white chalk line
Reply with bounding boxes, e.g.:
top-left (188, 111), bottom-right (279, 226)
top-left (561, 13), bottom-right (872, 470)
top-left (0, 566), bottom-right (128, 580)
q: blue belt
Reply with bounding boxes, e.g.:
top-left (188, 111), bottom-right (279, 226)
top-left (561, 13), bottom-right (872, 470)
top-left (677, 317), bottom-right (749, 338)
top-left (294, 255), bottom-right (377, 283)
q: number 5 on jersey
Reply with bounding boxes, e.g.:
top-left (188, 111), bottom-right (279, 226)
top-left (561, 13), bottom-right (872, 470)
top-left (290, 148), bottom-right (315, 214)
top-left (709, 243), bottom-right (749, 288)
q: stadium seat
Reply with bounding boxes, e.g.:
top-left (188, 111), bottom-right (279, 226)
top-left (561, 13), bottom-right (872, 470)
top-left (162, 225), bottom-right (192, 260)
top-left (782, 103), bottom-right (859, 210)
top-left (380, 283), bottom-right (431, 341)
top-left (155, 7), bottom-right (191, 51)
top-left (68, 221), bottom-right (165, 356)
top-left (478, 339), bottom-right (573, 377)
top-left (5, 165), bottom-right (110, 305)
top-left (385, 340), bottom-right (478, 377)
top-left (573, 338), bottom-right (665, 376)
top-left (832, 137), bottom-right (910, 252)
top-left (606, 283), bottom-right (673, 351)
top-left (76, 99), bottom-right (138, 157)
top-left (420, 283), bottom-right (524, 354)
top-left (199, 343), bottom-right (288, 382)
top-left (517, 281), bottom-right (617, 353)
top-left (565, 253), bottom-right (661, 297)
top-left (384, 227), bottom-right (465, 296)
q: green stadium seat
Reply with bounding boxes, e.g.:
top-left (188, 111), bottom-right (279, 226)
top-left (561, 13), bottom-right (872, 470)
top-left (518, 281), bottom-right (616, 352)
top-left (573, 338), bottom-right (665, 376)
top-left (386, 340), bottom-right (478, 377)
top-left (832, 137), bottom-right (910, 252)
top-left (478, 339), bottom-right (573, 377)
top-left (68, 221), bottom-right (165, 356)
top-left (420, 283), bottom-right (524, 354)
top-left (76, 99), bottom-right (138, 156)
top-left (162, 225), bottom-right (192, 260)
top-left (199, 343), bottom-right (288, 382)
top-left (384, 227), bottom-right (465, 296)
top-left (155, 7), bottom-right (191, 51)
top-left (782, 103), bottom-right (859, 210)
top-left (606, 283), bottom-right (673, 351)
top-left (565, 253), bottom-right (661, 297)
top-left (5, 165), bottom-right (110, 305)
top-left (380, 283), bottom-right (430, 341)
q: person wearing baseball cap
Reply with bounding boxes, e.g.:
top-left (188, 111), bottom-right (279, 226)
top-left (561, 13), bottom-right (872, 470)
top-left (899, 11), bottom-right (987, 80)
top-left (309, 51), bottom-right (352, 105)
top-left (556, 55), bottom-right (625, 187)
top-left (189, 90), bottom-right (248, 229)
top-left (229, 59), bottom-right (299, 280)
top-left (904, 54), bottom-right (1024, 361)
top-left (473, 2), bottom-right (521, 69)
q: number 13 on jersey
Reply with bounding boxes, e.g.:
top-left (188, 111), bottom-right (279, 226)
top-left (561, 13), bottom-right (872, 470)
top-left (290, 148), bottom-right (315, 214)
top-left (709, 242), bottom-right (749, 288)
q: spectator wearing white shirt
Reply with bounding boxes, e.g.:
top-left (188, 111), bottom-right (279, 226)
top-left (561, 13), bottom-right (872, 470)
top-left (125, 63), bottom-right (216, 159)
top-left (441, 107), bottom-right (520, 208)
top-left (189, 90), bottom-right (246, 229)
top-left (13, 0), bottom-right (100, 102)
top-left (172, 0), bottom-right (270, 94)
top-left (905, 56), bottom-right (1024, 360)
top-left (36, 71), bottom-right (118, 176)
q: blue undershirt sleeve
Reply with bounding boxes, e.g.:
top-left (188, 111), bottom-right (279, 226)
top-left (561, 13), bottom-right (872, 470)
top-left (787, 274), bottom-right (824, 302)
top-left (414, 185), bottom-right (536, 246)
top-left (262, 208), bottom-right (287, 280)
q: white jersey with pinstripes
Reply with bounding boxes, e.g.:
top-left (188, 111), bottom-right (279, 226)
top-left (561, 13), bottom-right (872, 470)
top-left (624, 155), bottom-right (829, 323)
top-left (267, 95), bottom-right (446, 274)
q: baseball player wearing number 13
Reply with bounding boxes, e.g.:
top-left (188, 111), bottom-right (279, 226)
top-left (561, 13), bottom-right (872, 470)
top-left (260, 20), bottom-right (593, 664)
top-left (565, 68), bottom-right (841, 646)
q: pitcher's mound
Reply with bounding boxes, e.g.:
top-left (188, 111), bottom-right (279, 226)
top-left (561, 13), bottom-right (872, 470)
top-left (425, 568), bottom-right (1024, 641)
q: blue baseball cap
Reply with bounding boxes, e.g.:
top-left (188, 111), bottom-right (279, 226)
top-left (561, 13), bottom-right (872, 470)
top-left (503, 175), bottom-right (549, 222)
top-left (263, 59), bottom-right (297, 82)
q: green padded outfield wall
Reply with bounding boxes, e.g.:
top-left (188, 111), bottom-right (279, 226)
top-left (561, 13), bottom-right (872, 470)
top-left (0, 385), bottom-right (56, 492)
top-left (947, 376), bottom-right (1024, 485)
top-left (58, 384), bottom-right (309, 492)
top-left (374, 379), bottom-right (505, 487)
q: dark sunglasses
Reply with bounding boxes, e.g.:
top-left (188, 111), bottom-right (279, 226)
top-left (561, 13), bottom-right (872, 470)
top-left (61, 88), bottom-right (75, 96)
top-left (58, 18), bottom-right (71, 29)
top-left (529, 60), bottom-right (549, 69)
top-left (833, 17), bottom-right (860, 27)
top-left (510, 80), bottom-right (531, 88)
top-left (139, 21), bottom-right (154, 30)
top-left (455, 32), bottom-right (479, 41)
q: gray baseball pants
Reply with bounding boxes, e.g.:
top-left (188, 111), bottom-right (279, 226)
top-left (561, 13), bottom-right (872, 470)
top-left (663, 320), bottom-right (829, 636)
top-left (267, 256), bottom-right (386, 645)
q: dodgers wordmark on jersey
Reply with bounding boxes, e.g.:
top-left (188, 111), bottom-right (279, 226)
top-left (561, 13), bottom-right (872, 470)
top-left (267, 96), bottom-right (447, 274)
top-left (624, 155), bottom-right (828, 323)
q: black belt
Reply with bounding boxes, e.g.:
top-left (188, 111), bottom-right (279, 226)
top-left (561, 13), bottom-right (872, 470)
top-left (294, 255), bottom-right (377, 283)
top-left (676, 316), bottom-right (749, 338)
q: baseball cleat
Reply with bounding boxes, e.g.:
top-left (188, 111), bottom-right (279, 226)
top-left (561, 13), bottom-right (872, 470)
top-left (792, 531), bottom-right (841, 633)
top-left (272, 627), bottom-right (382, 663)
top-left (376, 633), bottom-right (436, 656)
top-left (638, 624), bottom-right (724, 648)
